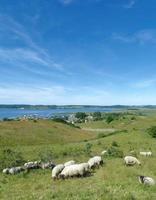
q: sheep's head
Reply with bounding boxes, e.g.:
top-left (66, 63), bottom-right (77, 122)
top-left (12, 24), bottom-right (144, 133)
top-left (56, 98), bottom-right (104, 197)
top-left (58, 174), bottom-right (65, 179)
top-left (138, 175), bottom-right (144, 184)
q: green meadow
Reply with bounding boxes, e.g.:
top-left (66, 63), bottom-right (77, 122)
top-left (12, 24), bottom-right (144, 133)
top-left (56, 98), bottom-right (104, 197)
top-left (0, 110), bottom-right (156, 200)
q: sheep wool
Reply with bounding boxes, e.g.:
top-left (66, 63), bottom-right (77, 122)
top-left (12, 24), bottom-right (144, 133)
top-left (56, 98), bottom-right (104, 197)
top-left (52, 164), bottom-right (64, 179)
top-left (124, 156), bottom-right (141, 166)
top-left (64, 160), bottom-right (76, 167)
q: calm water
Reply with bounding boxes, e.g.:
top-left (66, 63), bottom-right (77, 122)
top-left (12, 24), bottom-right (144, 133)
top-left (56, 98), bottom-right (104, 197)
top-left (0, 107), bottom-right (118, 119)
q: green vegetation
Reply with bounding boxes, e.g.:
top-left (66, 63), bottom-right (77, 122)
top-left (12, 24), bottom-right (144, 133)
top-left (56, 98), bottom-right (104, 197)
top-left (0, 110), bottom-right (156, 199)
top-left (93, 112), bottom-right (102, 120)
top-left (147, 126), bottom-right (156, 138)
top-left (75, 112), bottom-right (87, 121)
top-left (0, 149), bottom-right (25, 170)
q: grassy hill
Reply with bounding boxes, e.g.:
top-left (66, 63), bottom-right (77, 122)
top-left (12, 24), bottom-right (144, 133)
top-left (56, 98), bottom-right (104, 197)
top-left (0, 112), bottom-right (156, 200)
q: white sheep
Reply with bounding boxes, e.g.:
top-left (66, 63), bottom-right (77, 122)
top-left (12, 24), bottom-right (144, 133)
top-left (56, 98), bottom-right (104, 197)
top-left (2, 168), bottom-right (9, 174)
top-left (79, 163), bottom-right (90, 173)
top-left (59, 164), bottom-right (86, 179)
top-left (64, 160), bottom-right (76, 167)
top-left (52, 164), bottom-right (64, 179)
top-left (24, 161), bottom-right (40, 169)
top-left (140, 151), bottom-right (152, 156)
top-left (124, 156), bottom-right (141, 166)
top-left (88, 156), bottom-right (103, 168)
top-left (9, 166), bottom-right (24, 175)
top-left (101, 150), bottom-right (107, 156)
top-left (138, 176), bottom-right (155, 185)
top-left (41, 162), bottom-right (55, 169)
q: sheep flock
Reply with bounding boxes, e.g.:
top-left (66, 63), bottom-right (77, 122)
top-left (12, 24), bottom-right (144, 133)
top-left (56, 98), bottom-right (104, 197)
top-left (2, 150), bottom-right (155, 186)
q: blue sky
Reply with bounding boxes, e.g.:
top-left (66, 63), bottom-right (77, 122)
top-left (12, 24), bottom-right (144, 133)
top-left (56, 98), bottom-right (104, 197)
top-left (1, 0), bottom-right (156, 105)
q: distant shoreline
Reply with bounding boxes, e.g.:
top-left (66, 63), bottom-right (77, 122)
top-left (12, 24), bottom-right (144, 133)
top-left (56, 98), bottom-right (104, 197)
top-left (0, 104), bottom-right (156, 109)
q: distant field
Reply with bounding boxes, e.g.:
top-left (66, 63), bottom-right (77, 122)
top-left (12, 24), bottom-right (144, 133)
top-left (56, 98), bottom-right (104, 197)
top-left (0, 111), bottom-right (156, 200)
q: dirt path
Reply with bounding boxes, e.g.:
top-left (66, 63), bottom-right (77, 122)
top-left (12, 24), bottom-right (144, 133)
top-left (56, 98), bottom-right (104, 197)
top-left (82, 128), bottom-right (116, 132)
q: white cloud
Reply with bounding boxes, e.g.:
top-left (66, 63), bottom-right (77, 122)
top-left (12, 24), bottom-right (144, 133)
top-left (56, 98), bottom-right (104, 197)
top-left (112, 29), bottom-right (156, 44)
top-left (123, 0), bottom-right (136, 9)
top-left (0, 14), bottom-right (64, 71)
top-left (132, 79), bottom-right (156, 88)
top-left (59, 0), bottom-right (75, 5)
top-left (0, 85), bottom-right (111, 105)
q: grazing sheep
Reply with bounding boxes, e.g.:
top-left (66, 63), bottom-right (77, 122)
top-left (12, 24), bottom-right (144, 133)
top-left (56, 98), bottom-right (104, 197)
top-left (124, 156), bottom-right (141, 166)
top-left (64, 160), bottom-right (76, 167)
top-left (59, 164), bottom-right (87, 179)
top-left (52, 164), bottom-right (64, 179)
top-left (41, 162), bottom-right (55, 169)
top-left (88, 156), bottom-right (103, 169)
top-left (101, 150), bottom-right (107, 156)
top-left (140, 151), bottom-right (152, 156)
top-left (79, 163), bottom-right (90, 174)
top-left (2, 168), bottom-right (9, 174)
top-left (138, 176), bottom-right (155, 186)
top-left (24, 161), bottom-right (40, 169)
top-left (9, 166), bottom-right (24, 175)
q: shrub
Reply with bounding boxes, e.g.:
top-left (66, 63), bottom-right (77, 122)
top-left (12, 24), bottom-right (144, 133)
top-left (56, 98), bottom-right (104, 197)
top-left (111, 141), bottom-right (119, 147)
top-left (75, 112), bottom-right (87, 120)
top-left (84, 143), bottom-right (93, 155)
top-left (52, 118), bottom-right (67, 124)
top-left (131, 116), bottom-right (136, 120)
top-left (106, 146), bottom-right (123, 158)
top-left (147, 126), bottom-right (156, 138)
top-left (93, 112), bottom-right (102, 120)
top-left (106, 115), bottom-right (114, 124)
top-left (97, 141), bottom-right (101, 145)
top-left (97, 133), bottom-right (106, 139)
top-left (3, 118), bottom-right (13, 121)
top-left (0, 149), bottom-right (25, 170)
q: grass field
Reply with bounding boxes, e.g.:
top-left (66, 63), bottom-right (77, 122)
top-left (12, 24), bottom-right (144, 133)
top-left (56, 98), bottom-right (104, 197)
top-left (0, 111), bottom-right (156, 200)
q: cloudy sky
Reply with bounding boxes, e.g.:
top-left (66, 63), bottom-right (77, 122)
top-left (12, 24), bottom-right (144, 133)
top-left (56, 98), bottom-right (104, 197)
top-left (0, 0), bottom-right (156, 105)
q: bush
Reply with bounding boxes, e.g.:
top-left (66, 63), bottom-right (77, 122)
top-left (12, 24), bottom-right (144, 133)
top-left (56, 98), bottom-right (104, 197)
top-left (97, 133), bottom-right (106, 139)
top-left (52, 118), bottom-right (67, 124)
top-left (93, 112), bottom-right (102, 120)
top-left (106, 116), bottom-right (114, 123)
top-left (3, 118), bottom-right (13, 121)
top-left (106, 146), bottom-right (123, 158)
top-left (111, 141), bottom-right (119, 147)
top-left (147, 126), bottom-right (156, 138)
top-left (131, 116), bottom-right (136, 120)
top-left (75, 112), bottom-right (87, 120)
top-left (84, 143), bottom-right (92, 155)
top-left (0, 149), bottom-right (25, 170)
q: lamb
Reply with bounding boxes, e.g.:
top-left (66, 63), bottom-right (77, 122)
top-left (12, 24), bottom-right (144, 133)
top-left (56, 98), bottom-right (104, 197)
top-left (138, 176), bottom-right (155, 186)
top-left (52, 164), bottom-right (64, 179)
top-left (124, 156), bottom-right (141, 166)
top-left (59, 164), bottom-right (87, 179)
top-left (64, 160), bottom-right (76, 167)
top-left (140, 151), bottom-right (152, 156)
top-left (101, 150), bottom-right (107, 156)
top-left (88, 156), bottom-right (103, 169)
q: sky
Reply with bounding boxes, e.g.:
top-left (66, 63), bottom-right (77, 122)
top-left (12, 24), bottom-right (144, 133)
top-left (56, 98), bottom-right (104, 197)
top-left (1, 0), bottom-right (156, 105)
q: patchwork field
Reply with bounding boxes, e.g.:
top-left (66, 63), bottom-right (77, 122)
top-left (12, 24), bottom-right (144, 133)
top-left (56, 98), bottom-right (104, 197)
top-left (0, 111), bottom-right (156, 200)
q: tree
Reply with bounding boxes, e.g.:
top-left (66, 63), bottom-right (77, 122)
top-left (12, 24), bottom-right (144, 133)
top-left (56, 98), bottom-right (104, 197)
top-left (93, 112), bottom-right (102, 120)
top-left (75, 112), bottom-right (87, 120)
